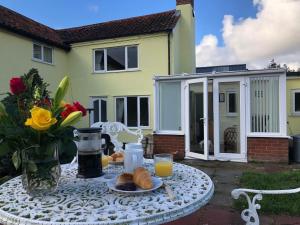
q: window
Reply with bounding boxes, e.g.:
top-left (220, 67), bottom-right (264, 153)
top-left (115, 96), bottom-right (149, 128)
top-left (292, 90), bottom-right (300, 115)
top-left (32, 43), bottom-right (53, 64)
top-left (226, 91), bottom-right (237, 116)
top-left (250, 76), bottom-right (279, 133)
top-left (90, 97), bottom-right (108, 125)
top-left (94, 45), bottom-right (138, 72)
top-left (158, 82), bottom-right (181, 131)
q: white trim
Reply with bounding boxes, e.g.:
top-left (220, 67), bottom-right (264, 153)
top-left (291, 89), bottom-right (300, 116)
top-left (114, 96), bottom-right (150, 129)
top-left (93, 45), bottom-right (139, 73)
top-left (247, 73), bottom-right (287, 137)
top-left (214, 77), bottom-right (247, 161)
top-left (32, 42), bottom-right (53, 65)
top-left (185, 78), bottom-right (208, 160)
top-left (154, 80), bottom-right (183, 133)
top-left (89, 97), bottom-right (108, 124)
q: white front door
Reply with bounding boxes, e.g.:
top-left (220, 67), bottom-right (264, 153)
top-left (185, 78), bottom-right (209, 160)
top-left (213, 77), bottom-right (247, 162)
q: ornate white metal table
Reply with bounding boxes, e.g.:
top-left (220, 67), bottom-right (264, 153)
top-left (0, 160), bottom-right (214, 225)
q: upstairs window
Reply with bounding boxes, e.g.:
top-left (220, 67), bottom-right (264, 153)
top-left (32, 43), bottom-right (53, 64)
top-left (94, 45), bottom-right (138, 72)
top-left (115, 96), bottom-right (149, 128)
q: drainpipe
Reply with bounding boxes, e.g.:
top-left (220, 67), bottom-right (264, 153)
top-left (168, 32), bottom-right (171, 75)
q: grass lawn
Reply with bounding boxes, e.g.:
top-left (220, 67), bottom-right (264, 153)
top-left (234, 170), bottom-right (300, 216)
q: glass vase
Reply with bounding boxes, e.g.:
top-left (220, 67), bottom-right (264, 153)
top-left (22, 142), bottom-right (61, 196)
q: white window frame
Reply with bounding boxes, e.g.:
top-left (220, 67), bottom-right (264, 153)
top-left (154, 80), bottom-right (185, 135)
top-left (226, 90), bottom-right (238, 117)
top-left (246, 74), bottom-right (287, 138)
top-left (93, 45), bottom-right (139, 73)
top-left (89, 97), bottom-right (108, 124)
top-left (32, 42), bottom-right (54, 65)
top-left (291, 89), bottom-right (300, 116)
top-left (114, 96), bottom-right (150, 129)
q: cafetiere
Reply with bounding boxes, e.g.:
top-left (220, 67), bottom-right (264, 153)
top-left (76, 128), bottom-right (103, 178)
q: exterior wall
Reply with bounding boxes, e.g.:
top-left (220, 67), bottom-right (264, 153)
top-left (153, 134), bottom-right (185, 160)
top-left (247, 137), bottom-right (289, 163)
top-left (170, 3), bottom-right (195, 74)
top-left (0, 28), bottom-right (68, 96)
top-left (286, 77), bottom-right (300, 135)
top-left (67, 33), bottom-right (169, 130)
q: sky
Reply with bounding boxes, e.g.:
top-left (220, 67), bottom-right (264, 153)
top-left (0, 0), bottom-right (299, 70)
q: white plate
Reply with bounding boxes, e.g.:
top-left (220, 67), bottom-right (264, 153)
top-left (107, 176), bottom-right (163, 193)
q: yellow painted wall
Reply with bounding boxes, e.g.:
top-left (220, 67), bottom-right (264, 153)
top-left (287, 78), bottom-right (300, 135)
top-left (171, 4), bottom-right (196, 74)
top-left (0, 28), bottom-right (68, 96)
top-left (67, 33), bottom-right (169, 132)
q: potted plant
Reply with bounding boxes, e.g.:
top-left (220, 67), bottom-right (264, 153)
top-left (0, 69), bottom-right (86, 196)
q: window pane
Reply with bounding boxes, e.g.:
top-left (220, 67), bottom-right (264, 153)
top-left (228, 93), bottom-right (236, 113)
top-left (33, 44), bottom-right (42, 60)
top-left (43, 46), bottom-right (52, 63)
top-left (250, 76), bottom-right (279, 132)
top-left (140, 97), bottom-right (149, 126)
top-left (101, 99), bottom-right (107, 122)
top-left (107, 47), bottom-right (125, 71)
top-left (95, 50), bottom-right (105, 71)
top-left (127, 97), bottom-right (138, 127)
top-left (93, 100), bottom-right (99, 123)
top-left (116, 98), bottom-right (125, 123)
top-left (127, 46), bottom-right (138, 69)
top-left (295, 93), bottom-right (300, 112)
top-left (159, 82), bottom-right (181, 130)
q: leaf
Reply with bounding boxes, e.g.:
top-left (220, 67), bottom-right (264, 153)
top-left (12, 151), bottom-right (21, 170)
top-left (0, 142), bottom-right (11, 157)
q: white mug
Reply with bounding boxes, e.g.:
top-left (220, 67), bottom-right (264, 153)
top-left (124, 143), bottom-right (144, 173)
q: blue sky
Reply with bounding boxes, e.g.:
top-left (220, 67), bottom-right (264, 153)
top-left (0, 0), bottom-right (257, 47)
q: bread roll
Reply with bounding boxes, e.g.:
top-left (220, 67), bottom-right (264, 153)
top-left (133, 167), bottom-right (153, 190)
top-left (116, 173), bottom-right (136, 191)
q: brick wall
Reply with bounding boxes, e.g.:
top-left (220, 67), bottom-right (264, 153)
top-left (247, 137), bottom-right (289, 163)
top-left (153, 134), bottom-right (185, 160)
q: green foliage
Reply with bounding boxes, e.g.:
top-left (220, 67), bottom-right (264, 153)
top-left (234, 171), bottom-right (300, 215)
top-left (0, 69), bottom-right (80, 175)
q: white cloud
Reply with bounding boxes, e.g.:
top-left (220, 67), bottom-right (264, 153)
top-left (196, 0), bottom-right (300, 70)
top-left (88, 4), bottom-right (100, 13)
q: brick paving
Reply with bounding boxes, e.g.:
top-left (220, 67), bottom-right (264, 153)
top-left (163, 160), bottom-right (300, 225)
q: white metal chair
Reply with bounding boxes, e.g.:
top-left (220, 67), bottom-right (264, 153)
top-left (231, 187), bottom-right (300, 225)
top-left (91, 122), bottom-right (143, 151)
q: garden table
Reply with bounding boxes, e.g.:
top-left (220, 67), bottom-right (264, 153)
top-left (0, 160), bottom-right (214, 225)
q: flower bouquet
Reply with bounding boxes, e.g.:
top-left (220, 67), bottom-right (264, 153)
top-left (0, 69), bottom-right (86, 196)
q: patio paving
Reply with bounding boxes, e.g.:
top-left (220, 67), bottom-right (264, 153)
top-left (164, 159), bottom-right (300, 225)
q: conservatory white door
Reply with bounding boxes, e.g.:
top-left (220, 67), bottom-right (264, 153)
top-left (213, 77), bottom-right (247, 162)
top-left (185, 78), bottom-right (209, 160)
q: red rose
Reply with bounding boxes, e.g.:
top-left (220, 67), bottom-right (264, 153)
top-left (73, 101), bottom-right (87, 117)
top-left (10, 77), bottom-right (26, 95)
top-left (61, 104), bottom-right (77, 119)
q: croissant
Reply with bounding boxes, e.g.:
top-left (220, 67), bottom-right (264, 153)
top-left (133, 167), bottom-right (153, 190)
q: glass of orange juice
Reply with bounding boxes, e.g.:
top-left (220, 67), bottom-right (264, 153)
top-left (154, 154), bottom-right (173, 178)
top-left (102, 154), bottom-right (109, 169)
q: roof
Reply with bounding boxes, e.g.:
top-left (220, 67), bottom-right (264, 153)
top-left (196, 64), bottom-right (247, 73)
top-left (0, 5), bottom-right (180, 50)
top-left (57, 10), bottom-right (180, 44)
top-left (0, 5), bottom-right (69, 50)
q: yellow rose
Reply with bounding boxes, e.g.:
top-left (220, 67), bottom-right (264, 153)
top-left (25, 106), bottom-right (57, 131)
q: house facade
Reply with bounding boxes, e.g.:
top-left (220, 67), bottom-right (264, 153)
top-left (0, 0), bottom-right (195, 132)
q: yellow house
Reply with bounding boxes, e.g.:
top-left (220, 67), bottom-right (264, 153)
top-left (286, 72), bottom-right (300, 135)
top-left (0, 0), bottom-right (195, 133)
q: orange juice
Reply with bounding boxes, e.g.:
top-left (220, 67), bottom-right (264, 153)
top-left (101, 155), bottom-right (109, 168)
top-left (155, 161), bottom-right (173, 177)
